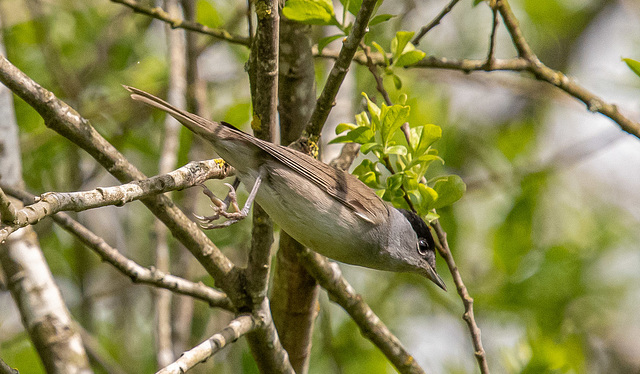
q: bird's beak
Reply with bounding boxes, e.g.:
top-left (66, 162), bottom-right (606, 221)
top-left (422, 265), bottom-right (447, 291)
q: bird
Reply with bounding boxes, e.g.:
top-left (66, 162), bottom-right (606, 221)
top-left (125, 86), bottom-right (446, 290)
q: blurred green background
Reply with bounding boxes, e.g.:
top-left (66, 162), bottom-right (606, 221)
top-left (1, 0), bottom-right (640, 373)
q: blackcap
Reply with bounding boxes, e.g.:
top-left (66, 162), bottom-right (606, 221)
top-left (125, 86), bottom-right (446, 290)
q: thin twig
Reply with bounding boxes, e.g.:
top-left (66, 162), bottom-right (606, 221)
top-left (361, 42), bottom-right (392, 105)
top-left (315, 48), bottom-right (640, 141)
top-left (110, 0), bottom-right (250, 46)
top-left (412, 0), bottom-right (461, 45)
top-left (484, 6), bottom-right (499, 70)
top-left (0, 358), bottom-right (18, 374)
top-left (432, 221), bottom-right (489, 374)
top-left (156, 315), bottom-right (257, 374)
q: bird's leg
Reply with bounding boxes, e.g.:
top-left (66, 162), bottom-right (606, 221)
top-left (194, 173), bottom-right (263, 229)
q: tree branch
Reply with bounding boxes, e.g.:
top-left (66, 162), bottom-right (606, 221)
top-left (432, 221), bottom-right (489, 374)
top-left (315, 47), bottom-right (640, 139)
top-left (1, 185), bottom-right (235, 311)
top-left (0, 159), bottom-right (231, 229)
top-left (156, 315), bottom-right (257, 374)
top-left (412, 0), bottom-right (461, 45)
top-left (110, 0), bottom-right (250, 46)
top-left (0, 54), bottom-right (244, 303)
top-left (304, 0), bottom-right (378, 138)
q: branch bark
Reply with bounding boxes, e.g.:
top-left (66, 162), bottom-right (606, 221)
top-left (156, 315), bottom-right (257, 374)
top-left (270, 14), bottom-right (319, 374)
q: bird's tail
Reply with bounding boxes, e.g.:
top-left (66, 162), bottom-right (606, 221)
top-left (124, 85), bottom-right (216, 137)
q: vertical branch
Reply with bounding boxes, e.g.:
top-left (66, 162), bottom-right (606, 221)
top-left (154, 0), bottom-right (187, 367)
top-left (484, 5), bottom-right (500, 69)
top-left (271, 14), bottom-right (319, 374)
top-left (246, 0), bottom-right (279, 296)
top-left (245, 0), bottom-right (294, 372)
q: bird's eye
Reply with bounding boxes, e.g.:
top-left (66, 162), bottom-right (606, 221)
top-left (417, 238), bottom-right (430, 256)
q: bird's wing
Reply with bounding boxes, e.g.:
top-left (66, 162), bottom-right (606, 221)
top-left (247, 138), bottom-right (388, 224)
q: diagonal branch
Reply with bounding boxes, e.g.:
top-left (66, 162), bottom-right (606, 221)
top-left (156, 315), bottom-right (257, 374)
top-left (3, 185), bottom-right (234, 311)
top-left (0, 54), bottom-right (244, 302)
top-left (432, 221), bottom-right (489, 374)
top-left (304, 0), bottom-right (378, 138)
top-left (412, 0), bottom-right (462, 45)
top-left (111, 0), bottom-right (250, 46)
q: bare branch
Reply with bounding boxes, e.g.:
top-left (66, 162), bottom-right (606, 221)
top-left (432, 221), bottom-right (489, 374)
top-left (2, 185), bottom-right (235, 311)
top-left (361, 42), bottom-right (392, 105)
top-left (110, 0), bottom-right (250, 46)
top-left (412, 0), bottom-right (462, 45)
top-left (1, 159), bottom-right (231, 230)
top-left (304, 0), bottom-right (378, 138)
top-left (0, 54), bottom-right (242, 301)
top-left (156, 315), bottom-right (257, 374)
top-left (484, 6), bottom-right (499, 69)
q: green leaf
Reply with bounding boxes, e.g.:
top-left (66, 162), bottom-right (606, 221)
top-left (380, 104), bottom-right (410, 145)
top-left (391, 31), bottom-right (415, 60)
top-left (410, 124), bottom-right (442, 155)
top-left (392, 74), bottom-right (402, 89)
top-left (395, 50), bottom-right (426, 67)
top-left (418, 184), bottom-right (438, 211)
top-left (371, 42), bottom-right (389, 66)
top-left (386, 173), bottom-right (404, 192)
top-left (362, 92), bottom-right (380, 118)
top-left (283, 0), bottom-right (336, 25)
top-left (369, 14), bottom-right (395, 26)
top-left (335, 122), bottom-right (357, 134)
top-left (355, 112), bottom-right (371, 127)
top-left (196, 0), bottom-right (222, 27)
top-left (318, 34), bottom-right (344, 53)
top-left (406, 154), bottom-right (442, 169)
top-left (432, 175), bottom-right (466, 209)
top-left (473, 0), bottom-right (485, 6)
top-left (397, 93), bottom-right (408, 105)
top-left (353, 159), bottom-right (381, 188)
top-left (385, 145), bottom-right (407, 156)
top-left (623, 58), bottom-right (640, 78)
top-left (328, 126), bottom-right (374, 144)
top-left (340, 0), bottom-right (362, 16)
top-left (361, 142), bottom-right (383, 154)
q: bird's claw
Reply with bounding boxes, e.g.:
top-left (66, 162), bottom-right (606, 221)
top-left (194, 183), bottom-right (248, 229)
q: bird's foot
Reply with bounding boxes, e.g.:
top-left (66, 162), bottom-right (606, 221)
top-left (194, 183), bottom-right (247, 229)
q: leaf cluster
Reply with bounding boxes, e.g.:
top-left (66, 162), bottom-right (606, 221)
top-left (330, 93), bottom-right (465, 219)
